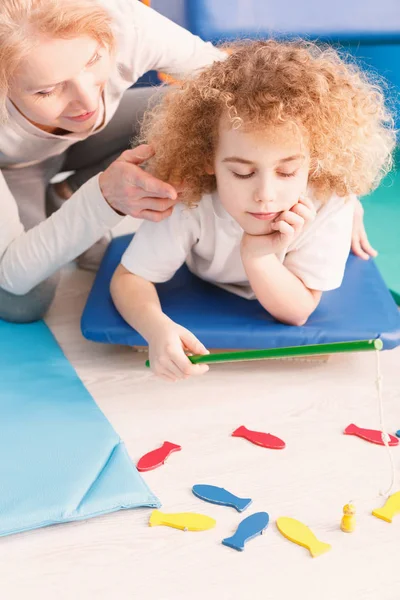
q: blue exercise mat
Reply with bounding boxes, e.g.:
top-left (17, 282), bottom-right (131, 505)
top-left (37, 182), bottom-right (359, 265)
top-left (81, 234), bottom-right (400, 351)
top-left (0, 319), bottom-right (159, 537)
top-left (186, 0), bottom-right (400, 42)
top-left (183, 0), bottom-right (400, 129)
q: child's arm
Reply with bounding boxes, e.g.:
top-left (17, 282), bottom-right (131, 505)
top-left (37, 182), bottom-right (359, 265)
top-left (351, 196), bottom-right (377, 260)
top-left (241, 194), bottom-right (353, 326)
top-left (111, 264), bottom-right (209, 382)
top-left (241, 196), bottom-right (319, 325)
top-left (243, 254), bottom-right (321, 326)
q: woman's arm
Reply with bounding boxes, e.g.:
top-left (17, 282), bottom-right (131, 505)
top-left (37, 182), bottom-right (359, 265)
top-left (0, 171), bottom-right (122, 295)
top-left (118, 0), bottom-right (226, 82)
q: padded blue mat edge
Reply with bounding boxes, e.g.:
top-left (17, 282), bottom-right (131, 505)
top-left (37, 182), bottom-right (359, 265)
top-left (81, 235), bottom-right (400, 351)
top-left (0, 319), bottom-right (160, 537)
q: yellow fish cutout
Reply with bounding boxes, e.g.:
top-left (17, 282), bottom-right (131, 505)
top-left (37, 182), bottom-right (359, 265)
top-left (149, 510), bottom-right (216, 532)
top-left (276, 517), bottom-right (331, 558)
top-left (372, 491), bottom-right (400, 523)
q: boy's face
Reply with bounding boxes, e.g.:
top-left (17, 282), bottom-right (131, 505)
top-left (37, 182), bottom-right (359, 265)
top-left (211, 120), bottom-right (310, 235)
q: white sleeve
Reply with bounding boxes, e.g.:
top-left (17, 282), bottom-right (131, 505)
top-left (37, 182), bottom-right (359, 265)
top-left (283, 195), bottom-right (354, 291)
top-left (121, 204), bottom-right (199, 282)
top-left (0, 173), bottom-right (123, 295)
top-left (112, 0), bottom-right (226, 82)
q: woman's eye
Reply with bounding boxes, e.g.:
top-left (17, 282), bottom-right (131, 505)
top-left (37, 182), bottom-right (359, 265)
top-left (89, 52), bottom-right (102, 66)
top-left (233, 172), bottom-right (254, 179)
top-left (36, 88), bottom-right (57, 98)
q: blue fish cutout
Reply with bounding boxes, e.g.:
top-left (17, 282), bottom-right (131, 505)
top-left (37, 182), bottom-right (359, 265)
top-left (222, 512), bottom-right (270, 551)
top-left (192, 484), bottom-right (252, 512)
top-left (396, 431), bottom-right (400, 438)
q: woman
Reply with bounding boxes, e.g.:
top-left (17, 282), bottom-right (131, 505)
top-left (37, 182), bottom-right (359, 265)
top-left (0, 0), bottom-right (375, 323)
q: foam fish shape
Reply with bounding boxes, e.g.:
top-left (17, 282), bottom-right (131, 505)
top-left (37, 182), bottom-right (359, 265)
top-left (396, 430), bottom-right (400, 438)
top-left (276, 517), bottom-right (331, 558)
top-left (372, 491), bottom-right (400, 523)
top-left (344, 424), bottom-right (399, 447)
top-left (232, 425), bottom-right (286, 449)
top-left (149, 510), bottom-right (216, 531)
top-left (137, 441), bottom-right (181, 472)
top-left (222, 512), bottom-right (269, 551)
top-left (192, 484), bottom-right (252, 512)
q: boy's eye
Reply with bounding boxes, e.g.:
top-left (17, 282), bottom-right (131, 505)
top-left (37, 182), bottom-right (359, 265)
top-left (233, 172), bottom-right (254, 179)
top-left (278, 171), bottom-right (297, 178)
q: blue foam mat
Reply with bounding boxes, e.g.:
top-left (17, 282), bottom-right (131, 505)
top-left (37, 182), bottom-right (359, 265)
top-left (0, 319), bottom-right (160, 537)
top-left (186, 0), bottom-right (400, 42)
top-left (81, 235), bottom-right (400, 351)
top-left (184, 1), bottom-right (400, 130)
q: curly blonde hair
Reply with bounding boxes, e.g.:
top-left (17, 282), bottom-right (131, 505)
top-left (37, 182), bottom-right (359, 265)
top-left (141, 39), bottom-right (396, 203)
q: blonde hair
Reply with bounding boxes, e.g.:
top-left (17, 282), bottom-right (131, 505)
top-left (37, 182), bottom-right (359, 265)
top-left (0, 0), bottom-right (116, 123)
top-left (141, 40), bottom-right (396, 202)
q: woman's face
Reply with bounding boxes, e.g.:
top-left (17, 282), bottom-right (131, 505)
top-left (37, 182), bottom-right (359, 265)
top-left (8, 36), bottom-right (112, 133)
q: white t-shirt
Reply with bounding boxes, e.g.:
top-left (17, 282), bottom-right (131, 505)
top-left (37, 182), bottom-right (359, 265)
top-left (121, 190), bottom-right (355, 299)
top-left (0, 0), bottom-right (225, 294)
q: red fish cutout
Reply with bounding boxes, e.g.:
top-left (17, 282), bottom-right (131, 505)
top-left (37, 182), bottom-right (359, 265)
top-left (344, 424), bottom-right (399, 447)
top-left (232, 426), bottom-right (286, 449)
top-left (137, 441), bottom-right (182, 472)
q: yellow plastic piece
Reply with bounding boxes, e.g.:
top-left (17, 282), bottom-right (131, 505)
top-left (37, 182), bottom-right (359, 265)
top-left (149, 510), bottom-right (216, 531)
top-left (276, 517), bottom-right (331, 558)
top-left (372, 491), bottom-right (400, 523)
top-left (341, 503), bottom-right (356, 533)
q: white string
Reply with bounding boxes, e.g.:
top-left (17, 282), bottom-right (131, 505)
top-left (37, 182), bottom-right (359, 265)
top-left (375, 347), bottom-right (396, 497)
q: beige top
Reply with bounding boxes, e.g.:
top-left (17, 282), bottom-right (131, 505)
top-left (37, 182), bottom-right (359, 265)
top-left (0, 0), bottom-right (224, 294)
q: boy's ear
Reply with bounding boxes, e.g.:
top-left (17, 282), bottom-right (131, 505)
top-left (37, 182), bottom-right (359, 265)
top-left (205, 162), bottom-right (215, 175)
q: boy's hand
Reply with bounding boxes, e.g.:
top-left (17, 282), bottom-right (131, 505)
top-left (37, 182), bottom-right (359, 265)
top-left (351, 198), bottom-right (377, 260)
top-left (241, 195), bottom-right (316, 261)
top-left (148, 321), bottom-right (209, 382)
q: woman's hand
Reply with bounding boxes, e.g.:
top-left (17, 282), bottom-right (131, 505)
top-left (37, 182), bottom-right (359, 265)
top-left (99, 144), bottom-right (179, 222)
top-left (241, 195), bottom-right (316, 261)
top-left (351, 198), bottom-right (377, 260)
top-left (148, 321), bottom-right (210, 382)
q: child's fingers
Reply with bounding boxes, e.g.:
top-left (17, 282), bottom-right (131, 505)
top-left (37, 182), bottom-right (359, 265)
top-left (176, 329), bottom-right (211, 377)
top-left (351, 222), bottom-right (378, 260)
top-left (170, 351), bottom-right (209, 378)
top-left (161, 348), bottom-right (191, 379)
top-left (278, 210), bottom-right (304, 231)
top-left (155, 368), bottom-right (178, 383)
top-left (159, 374), bottom-right (178, 383)
top-left (152, 343), bottom-right (188, 380)
top-left (189, 363), bottom-right (210, 377)
top-left (180, 329), bottom-right (209, 356)
top-left (359, 231), bottom-right (378, 258)
top-left (298, 195), bottom-right (315, 211)
top-left (271, 219), bottom-right (294, 237)
top-left (164, 343), bottom-right (199, 379)
top-left (290, 202), bottom-right (315, 222)
top-left (351, 236), bottom-right (370, 260)
top-left (152, 357), bottom-right (180, 381)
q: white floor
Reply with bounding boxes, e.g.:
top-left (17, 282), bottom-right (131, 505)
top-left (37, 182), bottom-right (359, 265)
top-left (1, 264), bottom-right (399, 600)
